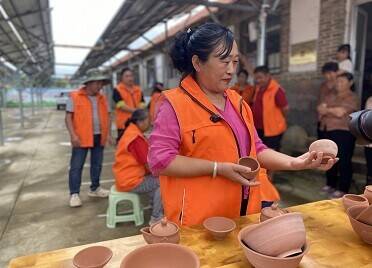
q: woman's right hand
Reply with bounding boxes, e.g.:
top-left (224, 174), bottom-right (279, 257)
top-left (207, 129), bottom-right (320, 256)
top-left (217, 162), bottom-right (260, 187)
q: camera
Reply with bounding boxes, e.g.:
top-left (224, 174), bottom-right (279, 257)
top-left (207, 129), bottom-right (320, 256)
top-left (349, 110), bottom-right (372, 145)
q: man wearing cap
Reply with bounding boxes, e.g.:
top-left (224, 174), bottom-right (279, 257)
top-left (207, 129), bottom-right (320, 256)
top-left (65, 68), bottom-right (113, 207)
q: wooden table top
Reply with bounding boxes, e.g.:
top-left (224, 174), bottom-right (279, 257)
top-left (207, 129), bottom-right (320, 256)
top-left (8, 200), bottom-right (372, 268)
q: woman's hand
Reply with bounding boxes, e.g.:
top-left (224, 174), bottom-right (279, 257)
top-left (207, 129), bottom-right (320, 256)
top-left (217, 162), bottom-right (260, 187)
top-left (290, 151), bottom-right (338, 171)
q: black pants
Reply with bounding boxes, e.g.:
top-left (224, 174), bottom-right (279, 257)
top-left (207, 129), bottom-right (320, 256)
top-left (257, 129), bottom-right (283, 151)
top-left (365, 147), bottom-right (372, 185)
top-left (325, 130), bottom-right (355, 193)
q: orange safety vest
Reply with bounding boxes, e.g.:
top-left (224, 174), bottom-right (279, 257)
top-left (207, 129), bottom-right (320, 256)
top-left (113, 123), bottom-right (147, 191)
top-left (231, 83), bottom-right (255, 105)
top-left (70, 87), bottom-right (109, 148)
top-left (115, 82), bottom-right (142, 129)
top-left (149, 92), bottom-right (165, 123)
top-left (255, 79), bottom-right (287, 137)
top-left (161, 75), bottom-right (279, 226)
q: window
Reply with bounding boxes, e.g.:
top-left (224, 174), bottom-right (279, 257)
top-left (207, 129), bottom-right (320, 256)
top-left (146, 58), bottom-right (156, 89)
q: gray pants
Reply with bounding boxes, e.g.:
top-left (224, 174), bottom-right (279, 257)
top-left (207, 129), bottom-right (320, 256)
top-left (132, 174), bottom-right (163, 221)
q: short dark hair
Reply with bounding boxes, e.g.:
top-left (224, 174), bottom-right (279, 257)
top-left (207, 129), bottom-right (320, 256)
top-left (337, 44), bottom-right (351, 60)
top-left (169, 22), bottom-right (234, 75)
top-left (124, 109), bottom-right (148, 129)
top-left (120, 67), bottom-right (132, 77)
top-left (254, 65), bottom-right (270, 74)
top-left (321, 62), bottom-right (339, 73)
top-left (238, 69), bottom-right (248, 77)
top-left (337, 72), bottom-right (353, 81)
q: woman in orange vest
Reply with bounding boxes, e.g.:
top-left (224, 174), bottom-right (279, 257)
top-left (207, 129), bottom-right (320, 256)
top-left (231, 70), bottom-right (255, 105)
top-left (148, 23), bottom-right (337, 226)
top-left (113, 109), bottom-right (163, 224)
top-left (149, 82), bottom-right (165, 123)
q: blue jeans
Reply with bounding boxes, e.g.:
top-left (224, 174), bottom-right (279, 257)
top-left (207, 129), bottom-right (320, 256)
top-left (69, 135), bottom-right (104, 194)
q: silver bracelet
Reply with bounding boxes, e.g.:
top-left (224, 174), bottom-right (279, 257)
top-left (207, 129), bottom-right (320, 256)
top-left (212, 161), bottom-right (218, 179)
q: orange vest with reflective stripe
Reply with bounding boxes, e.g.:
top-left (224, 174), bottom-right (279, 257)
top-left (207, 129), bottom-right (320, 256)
top-left (149, 92), bottom-right (165, 123)
top-left (115, 82), bottom-right (142, 129)
top-left (255, 79), bottom-right (287, 137)
top-left (70, 87), bottom-right (109, 148)
top-left (113, 123), bottom-right (147, 191)
top-left (161, 75), bottom-right (279, 226)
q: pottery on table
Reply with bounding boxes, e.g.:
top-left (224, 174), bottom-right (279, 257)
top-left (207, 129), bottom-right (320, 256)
top-left (238, 156), bottom-right (260, 181)
top-left (238, 224), bottom-right (309, 268)
top-left (203, 216), bottom-right (236, 240)
top-left (260, 202), bottom-right (289, 222)
top-left (73, 246), bottom-right (113, 268)
top-left (355, 204), bottom-right (372, 225)
top-left (140, 217), bottom-right (180, 244)
top-left (347, 205), bottom-right (372, 244)
top-left (242, 212), bottom-right (306, 258)
top-left (364, 185), bottom-right (372, 204)
top-left (120, 243), bottom-right (200, 268)
top-left (308, 139), bottom-right (338, 164)
top-left (342, 194), bottom-right (369, 211)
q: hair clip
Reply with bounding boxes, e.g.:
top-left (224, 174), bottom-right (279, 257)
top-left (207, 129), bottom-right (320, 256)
top-left (187, 28), bottom-right (192, 34)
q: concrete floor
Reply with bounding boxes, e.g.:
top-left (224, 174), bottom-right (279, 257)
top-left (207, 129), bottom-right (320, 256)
top-left (0, 108), bottom-right (366, 267)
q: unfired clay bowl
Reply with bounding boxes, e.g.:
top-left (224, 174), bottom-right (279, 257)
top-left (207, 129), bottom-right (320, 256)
top-left (364, 185), bottom-right (372, 204)
top-left (347, 205), bottom-right (372, 244)
top-left (238, 157), bottom-right (260, 180)
top-left (309, 139), bottom-right (338, 164)
top-left (120, 243), bottom-right (200, 268)
top-left (242, 212), bottom-right (306, 258)
top-left (342, 194), bottom-right (369, 211)
top-left (203, 216), bottom-right (236, 240)
top-left (355, 204), bottom-right (372, 225)
top-left (238, 224), bottom-right (309, 268)
top-left (260, 203), bottom-right (289, 222)
top-left (73, 246), bottom-right (113, 268)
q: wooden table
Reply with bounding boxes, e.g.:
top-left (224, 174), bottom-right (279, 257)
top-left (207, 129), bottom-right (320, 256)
top-left (8, 200), bottom-right (372, 268)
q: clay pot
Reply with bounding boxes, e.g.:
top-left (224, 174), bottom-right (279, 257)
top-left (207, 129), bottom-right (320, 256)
top-left (355, 204), bottom-right (372, 225)
top-left (120, 243), bottom-right (200, 268)
top-left (203, 216), bottom-right (236, 240)
top-left (238, 224), bottom-right (309, 268)
top-left (140, 217), bottom-right (180, 244)
top-left (73, 246), bottom-right (112, 268)
top-left (347, 205), bottom-right (372, 244)
top-left (241, 213), bottom-right (306, 258)
top-left (238, 157), bottom-right (260, 180)
top-left (342, 194), bottom-right (369, 211)
top-left (308, 139), bottom-right (338, 164)
top-left (363, 185), bottom-right (372, 204)
top-left (260, 202), bottom-right (289, 222)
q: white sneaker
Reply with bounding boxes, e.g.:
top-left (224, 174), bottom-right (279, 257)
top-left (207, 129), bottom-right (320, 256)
top-left (88, 187), bottom-right (109, 198)
top-left (69, 194), bottom-right (82, 207)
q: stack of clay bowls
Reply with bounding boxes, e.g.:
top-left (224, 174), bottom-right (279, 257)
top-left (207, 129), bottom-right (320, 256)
top-left (308, 139), bottom-right (338, 163)
top-left (238, 213), bottom-right (308, 268)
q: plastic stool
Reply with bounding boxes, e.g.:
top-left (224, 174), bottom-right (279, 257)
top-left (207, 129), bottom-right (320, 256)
top-left (106, 185), bottom-right (144, 228)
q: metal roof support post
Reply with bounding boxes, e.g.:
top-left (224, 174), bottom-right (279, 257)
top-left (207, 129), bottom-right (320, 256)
top-left (18, 88), bottom-right (24, 128)
top-left (257, 0), bottom-right (270, 66)
top-left (30, 86), bottom-right (35, 115)
top-left (40, 88), bottom-right (43, 110)
top-left (0, 107), bottom-right (4, 146)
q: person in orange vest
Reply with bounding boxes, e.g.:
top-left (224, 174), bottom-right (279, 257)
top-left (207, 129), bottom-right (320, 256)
top-left (252, 66), bottom-right (289, 151)
top-left (113, 109), bottom-right (163, 224)
top-left (231, 70), bottom-right (255, 106)
top-left (148, 22), bottom-right (337, 226)
top-left (113, 68), bottom-right (144, 141)
top-left (149, 82), bottom-right (165, 123)
top-left (65, 69), bottom-right (113, 208)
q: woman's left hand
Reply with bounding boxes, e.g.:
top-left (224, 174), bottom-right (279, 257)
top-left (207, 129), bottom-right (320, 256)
top-left (290, 151), bottom-right (338, 171)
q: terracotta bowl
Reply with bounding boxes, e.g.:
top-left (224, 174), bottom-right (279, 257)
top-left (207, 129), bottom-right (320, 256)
top-left (364, 185), bottom-right (372, 204)
top-left (140, 227), bottom-right (180, 244)
top-left (347, 205), bottom-right (372, 244)
top-left (355, 205), bottom-right (372, 225)
top-left (238, 157), bottom-right (260, 180)
top-left (120, 243), bottom-right (200, 268)
top-left (308, 139), bottom-right (338, 164)
top-left (241, 213), bottom-right (306, 258)
top-left (342, 194), bottom-right (369, 211)
top-left (203, 216), bottom-right (236, 240)
top-left (238, 225), bottom-right (309, 268)
top-left (73, 246), bottom-right (113, 268)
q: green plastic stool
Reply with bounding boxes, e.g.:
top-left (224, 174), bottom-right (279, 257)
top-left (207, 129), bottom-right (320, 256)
top-left (106, 185), bottom-right (144, 228)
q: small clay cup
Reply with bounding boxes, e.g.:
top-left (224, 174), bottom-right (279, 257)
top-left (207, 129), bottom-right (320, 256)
top-left (203, 216), bottom-right (236, 240)
top-left (342, 194), bottom-right (369, 211)
top-left (309, 139), bottom-right (338, 164)
top-left (363, 185), bottom-right (372, 204)
top-left (347, 205), bottom-right (372, 244)
top-left (355, 204), bottom-right (372, 225)
top-left (73, 246), bottom-right (113, 268)
top-left (260, 202), bottom-right (289, 222)
top-left (238, 224), bottom-right (309, 268)
top-left (238, 157), bottom-right (260, 180)
top-left (120, 243), bottom-right (200, 268)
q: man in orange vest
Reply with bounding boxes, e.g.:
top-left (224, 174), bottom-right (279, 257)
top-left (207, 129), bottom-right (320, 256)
top-left (252, 66), bottom-right (289, 151)
top-left (113, 68), bottom-right (144, 141)
top-left (231, 70), bottom-right (255, 105)
top-left (65, 69), bottom-right (112, 207)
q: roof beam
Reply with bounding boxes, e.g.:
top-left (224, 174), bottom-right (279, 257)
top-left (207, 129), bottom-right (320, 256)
top-left (164, 0), bottom-right (256, 12)
top-left (0, 7), bottom-right (52, 22)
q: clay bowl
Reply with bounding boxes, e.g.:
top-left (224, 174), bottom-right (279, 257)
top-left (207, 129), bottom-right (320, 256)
top-left (238, 224), bottom-right (309, 268)
top-left (342, 194), bottom-right (369, 211)
top-left (355, 204), bottom-right (372, 225)
top-left (347, 205), bottom-right (372, 244)
top-left (308, 139), bottom-right (338, 164)
top-left (120, 243), bottom-right (200, 268)
top-left (238, 157), bottom-right (260, 180)
top-left (140, 227), bottom-right (180, 244)
top-left (73, 246), bottom-right (113, 268)
top-left (260, 203), bottom-right (289, 222)
top-left (364, 185), bottom-right (372, 204)
top-left (241, 213), bottom-right (306, 258)
top-left (203, 216), bottom-right (236, 240)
